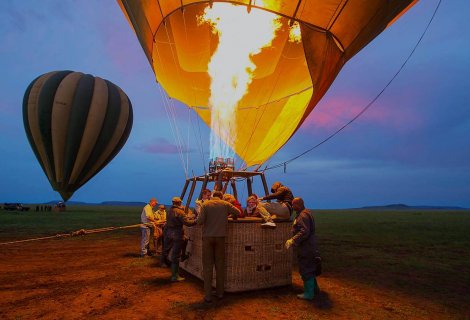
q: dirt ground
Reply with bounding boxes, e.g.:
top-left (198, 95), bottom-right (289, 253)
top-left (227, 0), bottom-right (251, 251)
top-left (0, 230), bottom-right (466, 320)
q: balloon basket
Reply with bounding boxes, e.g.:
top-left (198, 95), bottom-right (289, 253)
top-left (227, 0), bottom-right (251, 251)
top-left (180, 220), bottom-right (292, 292)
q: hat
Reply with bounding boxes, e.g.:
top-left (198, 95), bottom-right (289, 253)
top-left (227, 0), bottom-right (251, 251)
top-left (172, 196), bottom-right (182, 203)
top-left (158, 204), bottom-right (165, 209)
top-left (150, 197), bottom-right (158, 203)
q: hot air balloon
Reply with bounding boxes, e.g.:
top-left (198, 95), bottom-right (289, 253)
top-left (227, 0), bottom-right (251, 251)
top-left (117, 0), bottom-right (416, 168)
top-left (23, 71), bottom-right (133, 201)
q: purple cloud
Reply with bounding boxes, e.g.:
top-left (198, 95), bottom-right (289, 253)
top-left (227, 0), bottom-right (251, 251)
top-left (137, 138), bottom-right (193, 154)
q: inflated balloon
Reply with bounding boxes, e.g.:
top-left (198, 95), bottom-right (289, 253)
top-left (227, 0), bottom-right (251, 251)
top-left (118, 0), bottom-right (416, 166)
top-left (23, 71), bottom-right (133, 201)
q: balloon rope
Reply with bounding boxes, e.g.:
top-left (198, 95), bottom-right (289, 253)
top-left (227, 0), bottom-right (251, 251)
top-left (0, 224), bottom-right (145, 246)
top-left (266, 0), bottom-right (442, 171)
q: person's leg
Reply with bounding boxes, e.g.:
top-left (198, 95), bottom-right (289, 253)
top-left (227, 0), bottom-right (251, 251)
top-left (140, 227), bottom-right (150, 256)
top-left (297, 254), bottom-right (316, 300)
top-left (214, 237), bottom-right (226, 298)
top-left (202, 237), bottom-right (215, 302)
top-left (170, 237), bottom-right (184, 281)
top-left (161, 233), bottom-right (172, 266)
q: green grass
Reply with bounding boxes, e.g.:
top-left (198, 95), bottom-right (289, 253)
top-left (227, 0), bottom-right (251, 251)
top-left (314, 209), bottom-right (470, 308)
top-left (0, 205), bottom-right (141, 239)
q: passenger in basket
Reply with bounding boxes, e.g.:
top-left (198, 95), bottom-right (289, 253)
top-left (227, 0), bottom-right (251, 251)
top-left (196, 191), bottom-right (239, 303)
top-left (140, 198), bottom-right (158, 257)
top-left (195, 188), bottom-right (212, 217)
top-left (223, 193), bottom-right (243, 217)
top-left (243, 195), bottom-right (276, 228)
top-left (162, 197), bottom-right (196, 282)
top-left (285, 197), bottom-right (319, 301)
top-left (153, 204), bottom-right (167, 254)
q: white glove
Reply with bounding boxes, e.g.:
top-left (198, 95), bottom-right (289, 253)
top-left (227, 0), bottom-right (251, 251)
top-left (285, 239), bottom-right (294, 250)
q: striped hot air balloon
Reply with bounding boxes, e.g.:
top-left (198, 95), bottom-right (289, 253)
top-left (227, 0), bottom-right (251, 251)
top-left (23, 70), bottom-right (133, 201)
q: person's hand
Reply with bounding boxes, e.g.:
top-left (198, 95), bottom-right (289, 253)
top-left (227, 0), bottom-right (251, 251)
top-left (285, 239), bottom-right (294, 250)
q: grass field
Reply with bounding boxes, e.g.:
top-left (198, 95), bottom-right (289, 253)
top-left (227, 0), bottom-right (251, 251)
top-left (1, 206), bottom-right (469, 314)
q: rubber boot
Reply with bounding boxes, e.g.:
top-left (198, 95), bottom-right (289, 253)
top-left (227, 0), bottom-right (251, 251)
top-left (297, 276), bottom-right (316, 300)
top-left (170, 263), bottom-right (185, 282)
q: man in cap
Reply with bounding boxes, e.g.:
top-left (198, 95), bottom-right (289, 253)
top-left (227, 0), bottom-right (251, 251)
top-left (285, 197), bottom-right (319, 300)
top-left (162, 196), bottom-right (196, 281)
top-left (140, 198), bottom-right (158, 257)
top-left (197, 190), bottom-right (239, 303)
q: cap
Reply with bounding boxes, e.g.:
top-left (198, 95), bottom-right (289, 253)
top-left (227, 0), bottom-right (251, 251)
top-left (172, 196), bottom-right (182, 203)
top-left (150, 198), bottom-right (158, 203)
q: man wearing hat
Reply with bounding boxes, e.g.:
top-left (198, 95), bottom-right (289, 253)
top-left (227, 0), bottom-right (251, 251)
top-left (162, 196), bottom-right (196, 281)
top-left (140, 198), bottom-right (158, 257)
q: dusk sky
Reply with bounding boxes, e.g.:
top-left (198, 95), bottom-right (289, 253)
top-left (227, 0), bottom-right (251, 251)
top-left (0, 0), bottom-right (469, 209)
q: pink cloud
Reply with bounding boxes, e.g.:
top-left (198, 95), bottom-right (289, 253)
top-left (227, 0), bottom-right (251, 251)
top-left (137, 138), bottom-right (192, 154)
top-left (302, 92), bottom-right (424, 134)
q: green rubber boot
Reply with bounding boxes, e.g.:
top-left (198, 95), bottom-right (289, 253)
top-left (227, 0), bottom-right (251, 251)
top-left (297, 276), bottom-right (316, 300)
top-left (170, 263), bottom-right (185, 282)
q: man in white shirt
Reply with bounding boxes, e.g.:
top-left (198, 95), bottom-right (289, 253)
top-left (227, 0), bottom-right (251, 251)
top-left (140, 198), bottom-right (158, 257)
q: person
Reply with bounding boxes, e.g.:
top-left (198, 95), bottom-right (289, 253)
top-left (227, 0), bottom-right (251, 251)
top-left (259, 181), bottom-right (294, 220)
top-left (222, 193), bottom-right (243, 216)
top-left (162, 197), bottom-right (196, 282)
top-left (285, 197), bottom-right (319, 300)
top-left (244, 195), bottom-right (276, 228)
top-left (195, 188), bottom-right (212, 217)
top-left (140, 198), bottom-right (158, 257)
top-left (260, 181), bottom-right (294, 205)
top-left (196, 191), bottom-right (239, 303)
top-left (153, 204), bottom-right (167, 254)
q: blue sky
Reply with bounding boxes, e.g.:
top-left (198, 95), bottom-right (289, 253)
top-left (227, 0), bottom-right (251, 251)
top-left (0, 0), bottom-right (469, 209)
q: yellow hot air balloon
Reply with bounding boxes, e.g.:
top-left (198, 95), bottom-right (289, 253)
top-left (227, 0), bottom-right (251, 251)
top-left (23, 71), bottom-right (133, 201)
top-left (117, 0), bottom-right (417, 168)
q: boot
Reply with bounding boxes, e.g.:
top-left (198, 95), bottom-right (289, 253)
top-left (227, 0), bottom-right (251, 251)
top-left (297, 276), bottom-right (316, 300)
top-left (170, 263), bottom-right (185, 282)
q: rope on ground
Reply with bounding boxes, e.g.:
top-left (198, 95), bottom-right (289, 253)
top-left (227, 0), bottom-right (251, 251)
top-left (0, 223), bottom-right (148, 246)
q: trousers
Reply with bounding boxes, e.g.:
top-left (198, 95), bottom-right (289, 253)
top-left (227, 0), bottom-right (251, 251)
top-left (202, 236), bottom-right (225, 299)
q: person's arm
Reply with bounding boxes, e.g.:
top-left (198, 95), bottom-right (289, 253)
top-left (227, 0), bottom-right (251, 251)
top-left (196, 205), bottom-right (206, 225)
top-left (145, 205), bottom-right (156, 223)
top-left (227, 203), bottom-right (239, 220)
top-left (261, 188), bottom-right (285, 201)
top-left (291, 212), bottom-right (311, 246)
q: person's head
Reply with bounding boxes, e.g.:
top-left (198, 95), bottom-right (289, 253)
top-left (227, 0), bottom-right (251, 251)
top-left (201, 189), bottom-right (212, 200)
top-left (212, 191), bottom-right (223, 199)
top-left (158, 204), bottom-right (165, 210)
top-left (271, 181), bottom-right (283, 193)
top-left (292, 197), bottom-right (305, 212)
top-left (149, 198), bottom-right (158, 207)
top-left (223, 193), bottom-right (235, 204)
top-left (247, 195), bottom-right (258, 209)
top-left (172, 196), bottom-right (182, 206)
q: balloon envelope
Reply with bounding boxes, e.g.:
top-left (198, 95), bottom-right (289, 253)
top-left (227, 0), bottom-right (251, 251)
top-left (23, 71), bottom-right (133, 201)
top-left (118, 0), bottom-right (416, 167)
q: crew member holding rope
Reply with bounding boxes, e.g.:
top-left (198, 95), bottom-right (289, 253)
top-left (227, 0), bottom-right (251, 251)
top-left (140, 198), bottom-right (158, 257)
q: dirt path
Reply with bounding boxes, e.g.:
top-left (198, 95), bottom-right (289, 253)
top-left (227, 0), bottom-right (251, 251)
top-left (0, 231), bottom-right (466, 320)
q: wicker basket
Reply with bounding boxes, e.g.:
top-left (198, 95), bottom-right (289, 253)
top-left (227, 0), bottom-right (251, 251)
top-left (180, 219), bottom-right (292, 292)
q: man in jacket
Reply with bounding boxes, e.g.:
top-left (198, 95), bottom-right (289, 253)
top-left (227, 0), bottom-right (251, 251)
top-left (162, 197), bottom-right (196, 281)
top-left (140, 198), bottom-right (158, 257)
top-left (197, 191), bottom-right (239, 303)
top-left (285, 197), bottom-right (319, 300)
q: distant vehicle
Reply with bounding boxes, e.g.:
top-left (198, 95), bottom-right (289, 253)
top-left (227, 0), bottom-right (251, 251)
top-left (53, 201), bottom-right (66, 212)
top-left (3, 203), bottom-right (30, 211)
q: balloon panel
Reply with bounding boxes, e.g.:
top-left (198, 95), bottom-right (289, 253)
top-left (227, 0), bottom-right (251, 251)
top-left (153, 4), bottom-right (313, 166)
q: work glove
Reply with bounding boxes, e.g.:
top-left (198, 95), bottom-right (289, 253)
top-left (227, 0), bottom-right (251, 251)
top-left (285, 239), bottom-right (294, 250)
